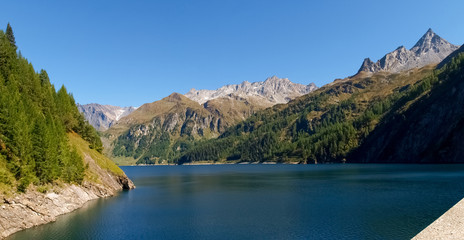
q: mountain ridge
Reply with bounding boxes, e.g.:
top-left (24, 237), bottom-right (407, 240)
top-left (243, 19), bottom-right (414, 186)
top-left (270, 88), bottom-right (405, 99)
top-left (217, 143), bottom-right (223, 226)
top-left (184, 76), bottom-right (317, 105)
top-left (358, 29), bottom-right (459, 74)
top-left (77, 103), bottom-right (137, 131)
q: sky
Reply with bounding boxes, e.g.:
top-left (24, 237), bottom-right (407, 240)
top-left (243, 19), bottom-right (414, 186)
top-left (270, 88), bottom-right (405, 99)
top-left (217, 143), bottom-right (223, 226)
top-left (1, 0), bottom-right (463, 107)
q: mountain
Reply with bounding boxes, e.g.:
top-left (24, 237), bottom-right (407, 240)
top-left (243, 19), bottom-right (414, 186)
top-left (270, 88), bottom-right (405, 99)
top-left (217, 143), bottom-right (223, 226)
top-left (104, 93), bottom-right (268, 165)
top-left (184, 76), bottom-right (317, 105)
top-left (103, 76), bottom-right (315, 165)
top-left (351, 45), bottom-right (464, 163)
top-left (77, 103), bottom-right (136, 131)
top-left (358, 29), bottom-right (459, 74)
top-left (178, 42), bottom-right (464, 164)
top-left (177, 63), bottom-right (437, 164)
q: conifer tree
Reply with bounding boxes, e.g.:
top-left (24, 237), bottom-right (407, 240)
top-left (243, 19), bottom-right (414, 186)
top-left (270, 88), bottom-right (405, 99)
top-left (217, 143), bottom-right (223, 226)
top-left (6, 23), bottom-right (16, 49)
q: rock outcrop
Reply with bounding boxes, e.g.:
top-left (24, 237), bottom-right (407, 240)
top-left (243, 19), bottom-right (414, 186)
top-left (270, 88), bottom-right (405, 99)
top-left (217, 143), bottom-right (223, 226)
top-left (184, 76), bottom-right (317, 105)
top-left (77, 104), bottom-right (137, 131)
top-left (358, 29), bottom-right (459, 74)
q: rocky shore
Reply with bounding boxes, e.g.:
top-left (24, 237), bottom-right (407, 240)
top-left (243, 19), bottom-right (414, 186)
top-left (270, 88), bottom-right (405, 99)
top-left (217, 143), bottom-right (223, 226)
top-left (0, 176), bottom-right (134, 239)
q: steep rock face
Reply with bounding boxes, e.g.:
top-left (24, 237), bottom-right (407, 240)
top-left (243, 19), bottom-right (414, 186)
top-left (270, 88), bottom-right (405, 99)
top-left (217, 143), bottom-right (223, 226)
top-left (351, 48), bottom-right (464, 163)
top-left (358, 29), bottom-right (459, 74)
top-left (184, 76), bottom-right (317, 105)
top-left (107, 93), bottom-right (267, 164)
top-left (77, 104), bottom-right (136, 131)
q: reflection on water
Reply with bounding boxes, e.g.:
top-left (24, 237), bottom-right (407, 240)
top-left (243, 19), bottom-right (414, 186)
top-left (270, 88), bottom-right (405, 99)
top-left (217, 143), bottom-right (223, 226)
top-left (8, 164), bottom-right (464, 240)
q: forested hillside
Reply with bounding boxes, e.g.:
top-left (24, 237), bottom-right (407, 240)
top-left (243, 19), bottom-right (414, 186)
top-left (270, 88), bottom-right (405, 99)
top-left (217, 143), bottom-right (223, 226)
top-left (0, 24), bottom-right (103, 192)
top-left (351, 46), bottom-right (464, 162)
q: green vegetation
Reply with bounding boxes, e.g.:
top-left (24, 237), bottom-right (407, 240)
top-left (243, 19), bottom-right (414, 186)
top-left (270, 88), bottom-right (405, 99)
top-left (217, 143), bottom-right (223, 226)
top-left (0, 24), bottom-right (103, 192)
top-left (106, 93), bottom-right (265, 165)
top-left (177, 63), bottom-right (445, 164)
top-left (68, 133), bottom-right (123, 177)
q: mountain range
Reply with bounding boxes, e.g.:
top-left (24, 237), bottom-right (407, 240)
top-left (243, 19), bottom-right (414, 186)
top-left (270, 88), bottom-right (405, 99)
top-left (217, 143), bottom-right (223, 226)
top-left (77, 104), bottom-right (136, 131)
top-left (177, 30), bottom-right (464, 164)
top-left (79, 76), bottom-right (317, 132)
top-left (358, 29), bottom-right (459, 73)
top-left (80, 28), bottom-right (463, 165)
top-left (184, 76), bottom-right (317, 105)
top-left (103, 92), bottom-right (280, 165)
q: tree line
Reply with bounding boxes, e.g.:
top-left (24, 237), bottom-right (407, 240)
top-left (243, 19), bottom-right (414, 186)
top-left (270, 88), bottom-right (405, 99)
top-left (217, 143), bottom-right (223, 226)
top-left (0, 24), bottom-right (102, 192)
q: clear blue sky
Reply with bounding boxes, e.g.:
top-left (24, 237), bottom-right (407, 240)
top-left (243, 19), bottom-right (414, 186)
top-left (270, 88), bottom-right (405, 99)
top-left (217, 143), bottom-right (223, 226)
top-left (1, 0), bottom-right (463, 106)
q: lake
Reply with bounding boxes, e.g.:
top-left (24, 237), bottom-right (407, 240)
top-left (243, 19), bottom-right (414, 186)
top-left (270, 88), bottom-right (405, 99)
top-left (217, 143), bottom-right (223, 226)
top-left (7, 164), bottom-right (464, 239)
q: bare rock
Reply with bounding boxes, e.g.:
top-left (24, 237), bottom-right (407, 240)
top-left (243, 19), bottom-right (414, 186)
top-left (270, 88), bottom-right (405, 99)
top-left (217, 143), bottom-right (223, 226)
top-left (184, 76), bottom-right (317, 105)
top-left (358, 29), bottom-right (460, 74)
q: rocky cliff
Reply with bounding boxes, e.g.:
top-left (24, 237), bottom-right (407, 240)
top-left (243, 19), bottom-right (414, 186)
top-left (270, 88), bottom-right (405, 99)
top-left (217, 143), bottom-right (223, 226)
top-left (77, 104), bottom-right (136, 131)
top-left (0, 134), bottom-right (135, 239)
top-left (358, 29), bottom-right (459, 74)
top-left (184, 76), bottom-right (317, 105)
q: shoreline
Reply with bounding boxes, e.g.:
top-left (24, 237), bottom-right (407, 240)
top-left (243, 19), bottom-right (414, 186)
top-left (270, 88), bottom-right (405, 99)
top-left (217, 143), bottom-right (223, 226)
top-left (122, 161), bottom-right (303, 166)
top-left (413, 197), bottom-right (464, 239)
top-left (0, 144), bottom-right (135, 240)
top-left (0, 179), bottom-right (132, 239)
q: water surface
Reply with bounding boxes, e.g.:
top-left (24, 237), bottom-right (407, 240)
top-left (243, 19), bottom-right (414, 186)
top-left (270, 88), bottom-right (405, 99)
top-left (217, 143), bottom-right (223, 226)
top-left (8, 164), bottom-right (464, 239)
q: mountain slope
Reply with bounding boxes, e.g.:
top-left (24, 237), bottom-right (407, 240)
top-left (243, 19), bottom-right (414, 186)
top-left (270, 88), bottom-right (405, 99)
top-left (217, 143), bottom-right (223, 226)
top-left (185, 76), bottom-right (317, 105)
top-left (351, 45), bottom-right (464, 163)
top-left (177, 64), bottom-right (437, 164)
top-left (358, 29), bottom-right (459, 74)
top-left (77, 103), bottom-right (136, 131)
top-left (104, 93), bottom-right (267, 165)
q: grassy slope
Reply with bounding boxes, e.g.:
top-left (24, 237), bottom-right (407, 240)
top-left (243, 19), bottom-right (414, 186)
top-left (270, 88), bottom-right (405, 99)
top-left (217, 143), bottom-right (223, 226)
top-left (68, 133), bottom-right (124, 177)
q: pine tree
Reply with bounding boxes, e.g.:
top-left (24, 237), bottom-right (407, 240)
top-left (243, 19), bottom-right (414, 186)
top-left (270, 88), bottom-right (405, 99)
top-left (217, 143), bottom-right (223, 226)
top-left (6, 23), bottom-right (16, 49)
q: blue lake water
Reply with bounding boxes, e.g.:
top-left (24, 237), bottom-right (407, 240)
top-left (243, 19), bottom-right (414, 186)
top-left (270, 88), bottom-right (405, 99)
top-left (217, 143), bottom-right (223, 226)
top-left (7, 164), bottom-right (464, 239)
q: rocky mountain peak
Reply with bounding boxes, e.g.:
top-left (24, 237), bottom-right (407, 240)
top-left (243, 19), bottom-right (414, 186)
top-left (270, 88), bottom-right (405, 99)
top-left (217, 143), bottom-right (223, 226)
top-left (165, 92), bottom-right (186, 102)
top-left (411, 28), bottom-right (453, 56)
top-left (357, 29), bottom-right (460, 74)
top-left (264, 76), bottom-right (281, 82)
top-left (358, 58), bottom-right (379, 73)
top-left (184, 76), bottom-right (317, 105)
top-left (412, 28), bottom-right (436, 49)
top-left (78, 103), bottom-right (137, 131)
